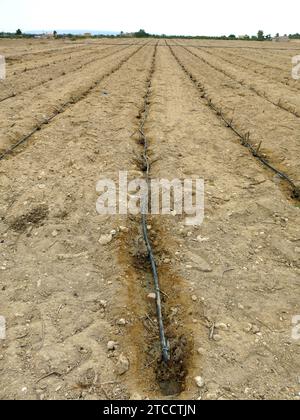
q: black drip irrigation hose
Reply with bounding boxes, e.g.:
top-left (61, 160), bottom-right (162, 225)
top-left (0, 93), bottom-right (16, 103)
top-left (168, 45), bottom-right (300, 200)
top-left (139, 44), bottom-right (170, 363)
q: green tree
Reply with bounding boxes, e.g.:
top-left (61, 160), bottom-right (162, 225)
top-left (135, 29), bottom-right (149, 38)
top-left (257, 30), bottom-right (265, 41)
top-left (16, 29), bottom-right (22, 36)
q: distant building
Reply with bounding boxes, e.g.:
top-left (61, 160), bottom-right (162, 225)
top-left (273, 35), bottom-right (290, 42)
top-left (122, 32), bottom-right (135, 38)
top-left (84, 33), bottom-right (92, 38)
top-left (41, 32), bottom-right (54, 39)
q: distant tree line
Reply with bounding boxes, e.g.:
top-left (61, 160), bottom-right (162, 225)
top-left (0, 29), bottom-right (33, 38)
top-left (289, 33), bottom-right (300, 39)
top-left (1, 28), bottom-right (300, 40)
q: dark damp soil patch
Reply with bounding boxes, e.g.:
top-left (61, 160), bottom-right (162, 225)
top-left (156, 335), bottom-right (190, 396)
top-left (9, 204), bottom-right (49, 232)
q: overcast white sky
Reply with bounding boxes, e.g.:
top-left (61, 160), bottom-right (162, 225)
top-left (0, 0), bottom-right (299, 36)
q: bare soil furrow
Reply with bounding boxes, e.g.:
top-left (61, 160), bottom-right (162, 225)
top-left (181, 45), bottom-right (300, 118)
top-left (171, 45), bottom-right (300, 186)
top-left (0, 45), bottom-right (132, 102)
top-left (0, 45), bottom-right (145, 154)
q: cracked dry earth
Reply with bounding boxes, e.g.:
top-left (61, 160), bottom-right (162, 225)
top-left (0, 38), bottom-right (300, 400)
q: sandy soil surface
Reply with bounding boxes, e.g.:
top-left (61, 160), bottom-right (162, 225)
top-left (0, 38), bottom-right (300, 400)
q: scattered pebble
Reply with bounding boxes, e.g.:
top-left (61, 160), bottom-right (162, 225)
top-left (252, 325), bottom-right (260, 334)
top-left (186, 251), bottom-right (213, 273)
top-left (191, 295), bottom-right (198, 302)
top-left (215, 322), bottom-right (228, 331)
top-left (117, 318), bottom-right (126, 326)
top-left (119, 226), bottom-right (129, 233)
top-left (195, 376), bottom-right (205, 388)
top-left (147, 293), bottom-right (156, 300)
top-left (100, 300), bottom-right (107, 308)
top-left (107, 341), bottom-right (117, 351)
top-left (197, 236), bottom-right (210, 242)
top-left (116, 353), bottom-right (130, 375)
top-left (99, 234), bottom-right (113, 245)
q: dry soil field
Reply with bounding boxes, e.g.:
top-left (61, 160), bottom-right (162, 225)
top-left (0, 37), bottom-right (300, 400)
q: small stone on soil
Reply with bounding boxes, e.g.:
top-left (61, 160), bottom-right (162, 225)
top-left (99, 234), bottom-right (113, 245)
top-left (119, 226), bottom-right (129, 233)
top-left (195, 376), bottom-right (205, 388)
top-left (197, 236), bottom-right (210, 242)
top-left (252, 325), bottom-right (260, 334)
top-left (116, 353), bottom-right (130, 375)
top-left (107, 341), bottom-right (117, 351)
